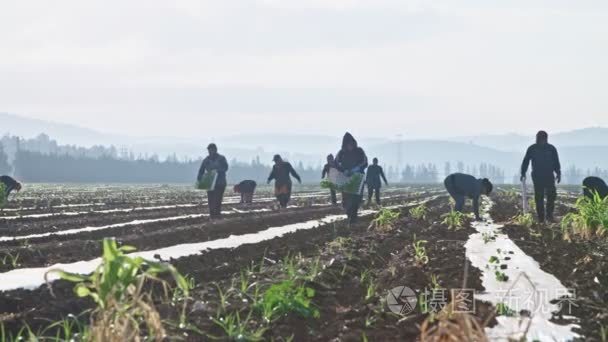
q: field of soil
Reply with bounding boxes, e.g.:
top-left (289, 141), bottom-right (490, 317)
top-left (0, 184), bottom-right (602, 341)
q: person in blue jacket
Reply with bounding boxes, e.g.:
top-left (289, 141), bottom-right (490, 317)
top-left (335, 132), bottom-right (368, 224)
top-left (444, 173), bottom-right (493, 221)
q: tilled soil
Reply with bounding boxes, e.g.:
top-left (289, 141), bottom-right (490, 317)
top-left (495, 193), bottom-right (608, 341)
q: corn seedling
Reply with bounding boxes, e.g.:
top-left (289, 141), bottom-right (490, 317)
top-left (514, 213), bottom-right (535, 228)
top-left (42, 313), bottom-right (90, 341)
top-left (46, 238), bottom-right (190, 341)
top-left (409, 204), bottom-right (428, 220)
top-left (212, 311), bottom-right (266, 341)
top-left (561, 191), bottom-right (608, 240)
top-left (365, 280), bottom-right (377, 302)
top-left (495, 302), bottom-right (515, 317)
top-left (482, 232), bottom-right (496, 244)
top-left (413, 235), bottom-right (429, 266)
top-left (369, 208), bottom-right (400, 233)
top-left (495, 271), bottom-right (509, 282)
top-left (442, 211), bottom-right (465, 230)
top-left (0, 252), bottom-right (20, 269)
top-left (256, 280), bottom-right (319, 322)
top-left (488, 256), bottom-right (499, 264)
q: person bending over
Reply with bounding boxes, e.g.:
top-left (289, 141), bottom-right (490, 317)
top-left (0, 175), bottom-right (22, 200)
top-left (234, 180), bottom-right (257, 204)
top-left (267, 155), bottom-right (301, 208)
top-left (444, 173), bottom-right (493, 221)
top-left (582, 176), bottom-right (608, 200)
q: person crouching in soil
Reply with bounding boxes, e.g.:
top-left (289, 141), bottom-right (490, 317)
top-left (443, 173), bottom-right (493, 221)
top-left (335, 132), bottom-right (368, 224)
top-left (267, 155), bottom-right (301, 208)
top-left (0, 175), bottom-right (22, 200)
top-left (234, 180), bottom-right (257, 204)
top-left (582, 176), bottom-right (608, 200)
top-left (197, 143), bottom-right (229, 219)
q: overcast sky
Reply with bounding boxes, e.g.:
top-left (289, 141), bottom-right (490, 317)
top-left (1, 0), bottom-right (607, 139)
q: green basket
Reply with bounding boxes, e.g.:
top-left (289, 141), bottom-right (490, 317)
top-left (196, 170), bottom-right (218, 191)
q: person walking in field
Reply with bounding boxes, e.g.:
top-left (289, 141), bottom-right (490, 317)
top-left (321, 154), bottom-right (338, 205)
top-left (582, 176), bottom-right (608, 200)
top-left (234, 180), bottom-right (257, 204)
top-left (366, 158), bottom-right (388, 205)
top-left (444, 173), bottom-right (493, 221)
top-left (0, 175), bottom-right (22, 200)
top-left (267, 154), bottom-right (301, 208)
top-left (335, 132), bottom-right (368, 224)
top-left (198, 143), bottom-right (229, 219)
top-left (520, 131), bottom-right (561, 223)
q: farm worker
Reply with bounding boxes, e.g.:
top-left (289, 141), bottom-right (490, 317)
top-left (582, 176), bottom-right (608, 199)
top-left (520, 130), bottom-right (561, 223)
top-left (234, 180), bottom-right (257, 204)
top-left (197, 143), bottom-right (229, 219)
top-left (335, 132), bottom-right (368, 224)
top-left (321, 154), bottom-right (338, 205)
top-left (366, 157), bottom-right (388, 205)
top-left (0, 175), bottom-right (22, 199)
top-left (267, 154), bottom-right (301, 208)
top-left (443, 173), bottom-right (493, 221)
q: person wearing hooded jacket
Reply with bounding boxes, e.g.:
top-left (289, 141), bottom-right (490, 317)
top-left (335, 132), bottom-right (368, 224)
top-left (197, 143), bottom-right (229, 219)
top-left (267, 154), bottom-right (301, 208)
top-left (520, 131), bottom-right (561, 223)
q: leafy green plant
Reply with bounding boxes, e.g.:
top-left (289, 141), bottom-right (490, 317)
top-left (442, 211), bottom-right (465, 230)
top-left (196, 170), bottom-right (218, 190)
top-left (495, 271), bottom-right (509, 282)
top-left (256, 280), bottom-right (319, 322)
top-left (488, 256), bottom-right (499, 264)
top-left (413, 235), bottom-right (429, 266)
top-left (369, 208), bottom-right (400, 233)
top-left (495, 302), bottom-right (515, 317)
top-left (514, 213), bottom-right (535, 228)
top-left (409, 204), bottom-right (428, 220)
top-left (482, 232), bottom-right (496, 244)
top-left (321, 173), bottom-right (364, 194)
top-left (46, 238), bottom-right (189, 340)
top-left (561, 191), bottom-right (608, 240)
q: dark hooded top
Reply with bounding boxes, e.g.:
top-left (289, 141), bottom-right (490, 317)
top-left (335, 133), bottom-right (368, 173)
top-left (444, 173), bottom-right (484, 219)
top-left (198, 153), bottom-right (229, 187)
top-left (268, 161), bottom-right (301, 187)
top-left (521, 143), bottom-right (561, 179)
top-left (583, 176), bottom-right (608, 199)
top-left (0, 175), bottom-right (19, 196)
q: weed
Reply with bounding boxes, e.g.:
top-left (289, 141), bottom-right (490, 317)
top-left (256, 280), bottom-right (319, 322)
top-left (442, 211), bottom-right (465, 230)
top-left (409, 204), bottom-right (428, 220)
top-left (495, 271), bottom-right (509, 282)
top-left (212, 310), bottom-right (266, 341)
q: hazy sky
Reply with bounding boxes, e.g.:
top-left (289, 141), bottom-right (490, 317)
top-left (2, 0), bottom-right (608, 139)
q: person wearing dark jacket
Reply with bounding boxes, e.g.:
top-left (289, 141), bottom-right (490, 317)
top-left (234, 180), bottom-right (257, 204)
top-left (520, 131), bottom-right (561, 223)
top-left (366, 158), bottom-right (388, 205)
top-left (335, 132), bottom-right (368, 224)
top-left (267, 155), bottom-right (301, 208)
top-left (198, 143), bottom-right (229, 219)
top-left (582, 176), bottom-right (608, 200)
top-left (444, 173), bottom-right (493, 221)
top-left (0, 175), bottom-right (22, 199)
top-left (322, 154), bottom-right (338, 205)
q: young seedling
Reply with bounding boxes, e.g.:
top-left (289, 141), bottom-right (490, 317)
top-left (256, 280), bottom-right (319, 322)
top-left (561, 190), bottom-right (608, 240)
top-left (369, 208), bottom-right (400, 233)
top-left (514, 213), bottom-right (535, 228)
top-left (482, 232), bottom-right (496, 244)
top-left (212, 310), bottom-right (266, 341)
top-left (412, 235), bottom-right (429, 266)
top-left (489, 256), bottom-right (500, 264)
top-left (1, 252), bottom-right (20, 269)
top-left (442, 211), bottom-right (465, 230)
top-left (495, 271), bottom-right (509, 282)
top-left (409, 204), bottom-right (428, 220)
top-left (495, 302), bottom-right (515, 317)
